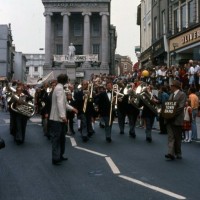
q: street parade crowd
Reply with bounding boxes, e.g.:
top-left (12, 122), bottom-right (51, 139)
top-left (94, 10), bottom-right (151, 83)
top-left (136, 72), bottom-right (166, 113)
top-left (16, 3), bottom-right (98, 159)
top-left (0, 59), bottom-right (200, 164)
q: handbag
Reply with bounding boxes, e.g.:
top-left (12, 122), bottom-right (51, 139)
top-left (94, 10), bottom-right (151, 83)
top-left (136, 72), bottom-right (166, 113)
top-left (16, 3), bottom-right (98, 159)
top-left (0, 137), bottom-right (5, 149)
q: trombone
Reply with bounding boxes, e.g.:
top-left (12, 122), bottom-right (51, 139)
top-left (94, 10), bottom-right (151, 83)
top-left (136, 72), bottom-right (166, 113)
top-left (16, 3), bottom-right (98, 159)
top-left (83, 82), bottom-right (93, 113)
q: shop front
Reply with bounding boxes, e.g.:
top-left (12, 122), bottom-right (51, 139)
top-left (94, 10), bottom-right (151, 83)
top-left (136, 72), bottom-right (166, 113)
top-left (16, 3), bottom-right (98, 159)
top-left (140, 47), bottom-right (153, 69)
top-left (152, 38), bottom-right (167, 66)
top-left (169, 26), bottom-right (200, 66)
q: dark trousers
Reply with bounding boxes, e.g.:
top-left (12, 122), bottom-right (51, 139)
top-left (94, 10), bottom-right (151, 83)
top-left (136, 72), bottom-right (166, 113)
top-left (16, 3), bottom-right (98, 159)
top-left (166, 124), bottom-right (182, 156)
top-left (68, 117), bottom-right (75, 133)
top-left (14, 113), bottom-right (28, 142)
top-left (9, 110), bottom-right (16, 136)
top-left (118, 110), bottom-right (138, 135)
top-left (79, 113), bottom-right (93, 137)
top-left (159, 115), bottom-right (167, 134)
top-left (51, 121), bottom-right (66, 161)
top-left (145, 116), bottom-right (155, 139)
top-left (102, 116), bottom-right (112, 138)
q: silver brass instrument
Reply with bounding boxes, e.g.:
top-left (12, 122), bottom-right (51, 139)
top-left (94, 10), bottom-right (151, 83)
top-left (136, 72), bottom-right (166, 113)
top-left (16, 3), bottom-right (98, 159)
top-left (128, 90), bottom-right (140, 109)
top-left (137, 83), bottom-right (161, 115)
top-left (6, 85), bottom-right (35, 117)
top-left (10, 94), bottom-right (35, 117)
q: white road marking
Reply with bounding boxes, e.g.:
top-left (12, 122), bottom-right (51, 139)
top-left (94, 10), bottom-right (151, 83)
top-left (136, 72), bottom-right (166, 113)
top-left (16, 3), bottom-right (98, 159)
top-left (119, 175), bottom-right (186, 200)
top-left (75, 146), bottom-right (107, 157)
top-left (65, 137), bottom-right (186, 199)
top-left (66, 136), bottom-right (77, 147)
top-left (105, 157), bottom-right (120, 174)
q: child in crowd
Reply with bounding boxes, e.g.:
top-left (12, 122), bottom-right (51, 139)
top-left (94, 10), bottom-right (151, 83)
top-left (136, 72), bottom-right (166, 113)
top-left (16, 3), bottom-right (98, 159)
top-left (182, 100), bottom-right (192, 142)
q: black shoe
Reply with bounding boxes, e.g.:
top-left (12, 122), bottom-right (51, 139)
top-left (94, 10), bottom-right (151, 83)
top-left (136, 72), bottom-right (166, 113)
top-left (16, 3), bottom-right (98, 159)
top-left (120, 131), bottom-right (124, 135)
top-left (146, 137), bottom-right (152, 143)
top-left (165, 154), bottom-right (175, 160)
top-left (61, 156), bottom-right (68, 161)
top-left (106, 137), bottom-right (112, 143)
top-left (82, 136), bottom-right (89, 142)
top-left (52, 159), bottom-right (62, 165)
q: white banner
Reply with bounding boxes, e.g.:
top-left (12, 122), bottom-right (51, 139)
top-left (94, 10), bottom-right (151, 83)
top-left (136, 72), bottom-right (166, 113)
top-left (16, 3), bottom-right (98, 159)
top-left (26, 71), bottom-right (55, 85)
top-left (53, 54), bottom-right (98, 62)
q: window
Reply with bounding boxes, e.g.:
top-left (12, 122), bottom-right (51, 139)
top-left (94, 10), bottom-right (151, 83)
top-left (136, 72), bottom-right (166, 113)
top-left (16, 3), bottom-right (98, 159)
top-left (56, 22), bottom-right (63, 37)
top-left (154, 17), bottom-right (158, 39)
top-left (56, 44), bottom-right (63, 55)
top-left (162, 10), bottom-right (166, 35)
top-left (188, 0), bottom-right (195, 25)
top-left (26, 67), bottom-right (29, 74)
top-left (181, 4), bottom-right (186, 30)
top-left (92, 19), bottom-right (100, 36)
top-left (174, 9), bottom-right (179, 33)
top-left (92, 44), bottom-right (100, 55)
top-left (124, 64), bottom-right (127, 71)
top-left (74, 22), bottom-right (82, 36)
top-left (34, 67), bottom-right (38, 72)
top-left (74, 45), bottom-right (83, 55)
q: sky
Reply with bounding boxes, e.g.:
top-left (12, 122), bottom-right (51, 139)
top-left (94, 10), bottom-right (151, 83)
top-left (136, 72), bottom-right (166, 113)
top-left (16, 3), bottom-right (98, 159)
top-left (0, 0), bottom-right (141, 63)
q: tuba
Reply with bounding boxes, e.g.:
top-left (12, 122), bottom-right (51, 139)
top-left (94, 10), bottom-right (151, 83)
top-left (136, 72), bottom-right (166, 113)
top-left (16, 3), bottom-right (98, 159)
top-left (10, 95), bottom-right (35, 117)
top-left (6, 85), bottom-right (35, 117)
top-left (137, 83), bottom-right (161, 115)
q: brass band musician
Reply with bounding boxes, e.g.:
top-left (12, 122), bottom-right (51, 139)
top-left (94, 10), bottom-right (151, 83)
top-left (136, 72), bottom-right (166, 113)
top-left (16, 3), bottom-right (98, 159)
top-left (117, 80), bottom-right (140, 138)
top-left (9, 83), bottom-right (33, 145)
top-left (95, 81), bottom-right (115, 143)
top-left (74, 80), bottom-right (95, 142)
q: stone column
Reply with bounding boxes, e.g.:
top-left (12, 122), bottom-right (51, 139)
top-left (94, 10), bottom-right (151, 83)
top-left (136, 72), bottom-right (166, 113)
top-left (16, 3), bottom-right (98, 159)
top-left (100, 12), bottom-right (109, 68)
top-left (82, 12), bottom-right (91, 55)
top-left (44, 12), bottom-right (53, 67)
top-left (82, 12), bottom-right (92, 68)
top-left (61, 12), bottom-right (71, 55)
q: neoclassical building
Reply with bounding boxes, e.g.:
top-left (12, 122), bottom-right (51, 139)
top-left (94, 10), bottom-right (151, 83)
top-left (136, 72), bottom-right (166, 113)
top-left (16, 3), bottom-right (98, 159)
top-left (41, 0), bottom-right (117, 81)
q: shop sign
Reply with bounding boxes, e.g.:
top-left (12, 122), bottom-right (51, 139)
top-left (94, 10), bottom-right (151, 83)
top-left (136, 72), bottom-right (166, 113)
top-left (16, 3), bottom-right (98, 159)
top-left (182, 29), bottom-right (200, 44)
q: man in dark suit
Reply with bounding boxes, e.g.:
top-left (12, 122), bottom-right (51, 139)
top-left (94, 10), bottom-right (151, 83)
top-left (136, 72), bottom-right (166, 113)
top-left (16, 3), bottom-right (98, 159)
top-left (117, 81), bottom-right (140, 137)
top-left (74, 80), bottom-right (95, 142)
top-left (95, 81), bottom-right (115, 143)
top-left (165, 80), bottom-right (186, 160)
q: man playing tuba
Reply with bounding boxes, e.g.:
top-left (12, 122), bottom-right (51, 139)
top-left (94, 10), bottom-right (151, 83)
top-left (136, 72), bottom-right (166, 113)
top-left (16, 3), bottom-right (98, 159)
top-left (9, 83), bottom-right (34, 145)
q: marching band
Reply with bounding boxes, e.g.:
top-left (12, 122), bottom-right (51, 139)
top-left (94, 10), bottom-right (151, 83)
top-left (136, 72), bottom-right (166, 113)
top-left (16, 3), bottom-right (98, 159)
top-left (1, 63), bottom-right (200, 162)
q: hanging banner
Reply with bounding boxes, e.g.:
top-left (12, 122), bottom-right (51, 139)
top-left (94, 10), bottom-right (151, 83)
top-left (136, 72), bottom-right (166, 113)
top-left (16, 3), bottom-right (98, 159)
top-left (53, 54), bottom-right (98, 62)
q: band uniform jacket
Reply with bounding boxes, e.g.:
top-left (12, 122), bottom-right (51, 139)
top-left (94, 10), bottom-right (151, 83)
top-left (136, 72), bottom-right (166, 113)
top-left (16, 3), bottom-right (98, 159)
top-left (74, 90), bottom-right (95, 116)
top-left (95, 91), bottom-right (115, 117)
top-left (165, 90), bottom-right (186, 126)
top-left (50, 83), bottom-right (73, 122)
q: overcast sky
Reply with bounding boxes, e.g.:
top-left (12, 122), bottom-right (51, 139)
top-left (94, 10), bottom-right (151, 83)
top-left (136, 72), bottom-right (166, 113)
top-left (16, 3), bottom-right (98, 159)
top-left (0, 0), bottom-right (141, 63)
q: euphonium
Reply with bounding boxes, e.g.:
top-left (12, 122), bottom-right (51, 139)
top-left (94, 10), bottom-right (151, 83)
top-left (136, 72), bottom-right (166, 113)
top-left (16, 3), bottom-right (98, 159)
top-left (10, 94), bottom-right (35, 117)
top-left (10, 93), bottom-right (35, 117)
